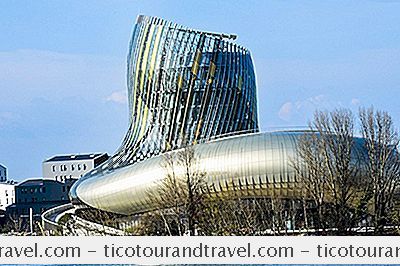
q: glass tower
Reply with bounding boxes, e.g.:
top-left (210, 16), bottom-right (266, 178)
top-left (90, 15), bottom-right (258, 176)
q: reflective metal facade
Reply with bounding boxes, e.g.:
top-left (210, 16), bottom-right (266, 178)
top-left (73, 132), bottom-right (304, 215)
top-left (70, 16), bottom-right (305, 214)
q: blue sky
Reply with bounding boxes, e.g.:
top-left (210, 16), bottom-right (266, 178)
top-left (1, 0), bottom-right (399, 180)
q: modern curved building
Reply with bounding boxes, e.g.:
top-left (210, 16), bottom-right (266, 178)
top-left (106, 14), bottom-right (258, 172)
top-left (70, 16), bottom-right (314, 215)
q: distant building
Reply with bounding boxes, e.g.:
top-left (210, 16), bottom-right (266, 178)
top-left (0, 181), bottom-right (17, 211)
top-left (6, 178), bottom-right (74, 222)
top-left (0, 164), bottom-right (7, 182)
top-left (42, 153), bottom-right (109, 182)
top-left (0, 164), bottom-right (16, 211)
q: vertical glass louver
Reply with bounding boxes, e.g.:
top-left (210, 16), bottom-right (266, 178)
top-left (88, 15), bottom-right (259, 175)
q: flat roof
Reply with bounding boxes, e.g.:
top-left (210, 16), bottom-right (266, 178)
top-left (18, 178), bottom-right (58, 187)
top-left (0, 180), bottom-right (17, 185)
top-left (44, 153), bottom-right (106, 163)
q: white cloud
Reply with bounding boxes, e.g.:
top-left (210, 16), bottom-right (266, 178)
top-left (277, 94), bottom-right (342, 123)
top-left (294, 94), bottom-right (328, 110)
top-left (278, 102), bottom-right (293, 121)
top-left (351, 98), bottom-right (361, 106)
top-left (277, 94), bottom-right (368, 124)
top-left (278, 94), bottom-right (327, 122)
top-left (106, 90), bottom-right (127, 104)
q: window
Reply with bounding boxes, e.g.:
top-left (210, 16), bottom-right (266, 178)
top-left (42, 187), bottom-right (46, 193)
top-left (62, 186), bottom-right (66, 192)
top-left (71, 164), bottom-right (75, 171)
top-left (52, 165), bottom-right (56, 172)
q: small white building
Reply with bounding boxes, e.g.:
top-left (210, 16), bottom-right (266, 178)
top-left (0, 164), bottom-right (7, 182)
top-left (0, 181), bottom-right (17, 211)
top-left (42, 153), bottom-right (109, 182)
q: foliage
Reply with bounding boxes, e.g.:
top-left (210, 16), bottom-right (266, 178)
top-left (57, 213), bottom-right (72, 225)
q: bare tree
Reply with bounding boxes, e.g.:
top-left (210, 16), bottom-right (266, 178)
top-left (1, 214), bottom-right (25, 234)
top-left (295, 109), bottom-right (367, 234)
top-left (138, 151), bottom-right (288, 236)
top-left (359, 107), bottom-right (400, 233)
top-left (75, 208), bottom-right (122, 229)
top-left (177, 145), bottom-right (208, 235)
top-left (199, 195), bottom-right (276, 236)
top-left (292, 132), bottom-right (328, 230)
top-left (138, 145), bottom-right (209, 236)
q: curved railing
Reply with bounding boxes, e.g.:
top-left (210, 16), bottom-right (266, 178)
top-left (42, 203), bottom-right (127, 235)
top-left (41, 203), bottom-right (74, 231)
